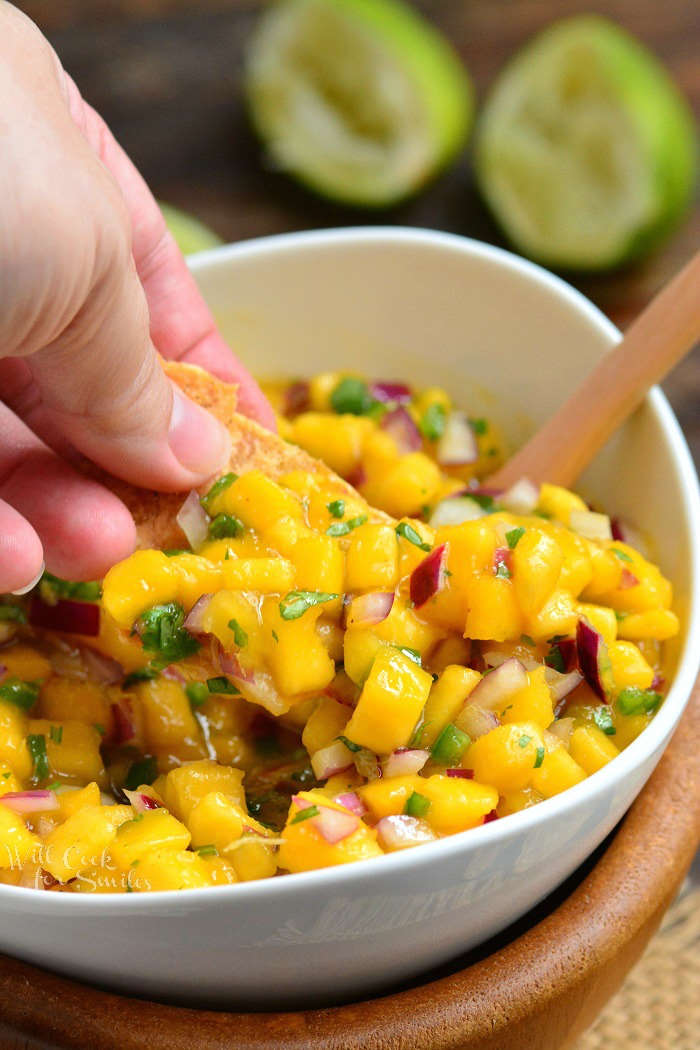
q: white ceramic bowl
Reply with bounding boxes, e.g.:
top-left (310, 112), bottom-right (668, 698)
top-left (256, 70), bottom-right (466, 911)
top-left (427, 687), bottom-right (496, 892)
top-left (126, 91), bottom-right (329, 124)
top-left (1, 229), bottom-right (698, 1009)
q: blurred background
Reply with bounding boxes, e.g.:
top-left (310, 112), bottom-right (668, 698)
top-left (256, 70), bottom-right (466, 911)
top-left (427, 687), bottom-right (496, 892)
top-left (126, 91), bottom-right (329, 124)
top-left (17, 0), bottom-right (699, 470)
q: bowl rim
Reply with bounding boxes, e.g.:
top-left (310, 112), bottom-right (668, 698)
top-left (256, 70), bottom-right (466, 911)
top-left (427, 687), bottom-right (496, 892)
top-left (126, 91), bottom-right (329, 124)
top-left (2, 226), bottom-right (698, 911)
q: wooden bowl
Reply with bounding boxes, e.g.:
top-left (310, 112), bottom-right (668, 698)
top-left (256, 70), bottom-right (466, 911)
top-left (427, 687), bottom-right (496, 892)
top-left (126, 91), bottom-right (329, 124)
top-left (0, 681), bottom-right (697, 1050)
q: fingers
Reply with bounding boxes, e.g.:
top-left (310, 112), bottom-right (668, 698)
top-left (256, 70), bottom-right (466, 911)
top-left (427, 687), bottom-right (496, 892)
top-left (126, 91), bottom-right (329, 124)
top-left (61, 74), bottom-right (276, 430)
top-left (0, 402), bottom-right (137, 588)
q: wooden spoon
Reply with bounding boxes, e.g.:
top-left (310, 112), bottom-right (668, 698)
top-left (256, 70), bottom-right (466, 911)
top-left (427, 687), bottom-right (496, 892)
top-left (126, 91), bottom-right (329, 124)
top-left (489, 251), bottom-right (700, 490)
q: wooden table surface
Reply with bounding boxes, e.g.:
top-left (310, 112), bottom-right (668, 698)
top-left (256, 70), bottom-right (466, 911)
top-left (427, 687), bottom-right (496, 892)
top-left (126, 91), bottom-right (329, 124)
top-left (19, 0), bottom-right (700, 466)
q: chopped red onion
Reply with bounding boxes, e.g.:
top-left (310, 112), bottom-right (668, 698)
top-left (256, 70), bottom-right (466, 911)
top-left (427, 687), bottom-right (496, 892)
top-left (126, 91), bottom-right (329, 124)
top-left (369, 381), bottom-right (412, 405)
top-left (0, 790), bottom-right (58, 814)
top-left (546, 718), bottom-right (575, 749)
top-left (382, 748), bottom-right (430, 778)
top-left (482, 649), bottom-right (538, 672)
top-left (493, 547), bottom-right (513, 577)
top-left (554, 638), bottom-right (578, 673)
top-left (334, 792), bottom-right (367, 817)
top-left (651, 673), bottom-right (665, 691)
top-left (161, 665), bottom-right (186, 684)
top-left (310, 740), bottom-right (354, 781)
top-left (410, 543), bottom-right (449, 608)
top-left (376, 814), bottom-right (436, 851)
top-left (429, 497), bottom-right (487, 528)
top-left (183, 594), bottom-right (213, 635)
top-left (569, 509), bottom-right (613, 542)
top-left (499, 478), bottom-right (539, 515)
top-left (436, 412), bottom-right (478, 466)
top-left (284, 380), bottom-right (311, 417)
top-left (468, 658), bottom-right (528, 711)
top-left (346, 591), bottom-right (394, 629)
top-left (380, 406), bottom-right (422, 454)
top-left (576, 619), bottom-right (609, 702)
top-left (483, 809), bottom-right (499, 823)
top-left (123, 790), bottom-right (160, 812)
top-left (176, 490), bottom-right (210, 551)
top-left (29, 597), bottom-right (100, 637)
top-left (81, 648), bottom-right (123, 685)
top-left (313, 806), bottom-right (359, 845)
top-left (109, 699), bottom-right (135, 746)
top-left (544, 667), bottom-right (583, 703)
top-left (446, 768), bottom-right (474, 779)
top-left (619, 568), bottom-right (639, 590)
top-left (455, 702), bottom-right (499, 739)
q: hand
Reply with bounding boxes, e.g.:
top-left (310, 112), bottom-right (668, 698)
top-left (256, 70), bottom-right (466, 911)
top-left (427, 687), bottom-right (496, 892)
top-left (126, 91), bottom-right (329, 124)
top-left (0, 4), bottom-right (275, 595)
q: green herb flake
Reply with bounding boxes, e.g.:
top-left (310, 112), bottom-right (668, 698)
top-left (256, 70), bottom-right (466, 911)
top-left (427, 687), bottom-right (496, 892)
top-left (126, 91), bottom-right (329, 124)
top-left (336, 735), bottom-right (362, 753)
top-left (40, 573), bottom-right (102, 603)
top-left (200, 472), bottom-right (238, 513)
top-left (122, 666), bottom-right (159, 689)
top-left (330, 377), bottom-right (376, 416)
top-left (419, 402), bottom-right (446, 441)
top-left (545, 644), bottom-right (566, 674)
top-left (616, 687), bottom-right (663, 717)
top-left (137, 602), bottom-right (200, 663)
top-left (611, 548), bottom-right (633, 563)
top-left (0, 678), bottom-right (40, 711)
top-left (206, 677), bottom-right (239, 696)
top-left (470, 418), bottom-right (489, 435)
top-left (521, 634), bottom-right (536, 647)
top-left (506, 527), bottom-right (525, 550)
top-left (518, 734), bottom-right (532, 749)
top-left (93, 724), bottom-right (106, 737)
top-left (396, 521), bottom-right (431, 552)
top-left (431, 723), bottom-right (471, 766)
top-left (46, 780), bottom-right (61, 791)
top-left (290, 805), bottom-right (320, 825)
top-left (49, 725), bottom-right (63, 745)
top-left (0, 604), bottom-right (26, 623)
top-left (279, 590), bottom-right (339, 621)
top-left (467, 492), bottom-right (497, 512)
top-left (404, 791), bottom-right (431, 818)
top-left (326, 514), bottom-right (367, 537)
top-left (208, 513), bottom-right (244, 540)
top-left (1, 772), bottom-right (11, 781)
top-left (327, 499), bottom-right (345, 519)
top-left (27, 734), bottom-right (49, 782)
top-left (197, 844), bottom-right (219, 857)
top-left (395, 646), bottom-right (422, 666)
top-left (124, 756), bottom-right (158, 791)
top-left (185, 682), bottom-right (209, 708)
top-left (271, 630), bottom-right (279, 643)
top-left (614, 610), bottom-right (628, 622)
top-left (593, 706), bottom-right (617, 735)
top-left (163, 548), bottom-right (187, 558)
top-left (533, 746), bottom-right (545, 769)
top-left (228, 618), bottom-right (248, 648)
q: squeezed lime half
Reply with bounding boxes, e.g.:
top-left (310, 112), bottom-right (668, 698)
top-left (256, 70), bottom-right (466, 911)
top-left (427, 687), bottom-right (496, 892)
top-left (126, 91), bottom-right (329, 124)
top-left (244, 0), bottom-right (473, 207)
top-left (160, 203), bottom-right (223, 256)
top-left (475, 16), bottom-right (697, 270)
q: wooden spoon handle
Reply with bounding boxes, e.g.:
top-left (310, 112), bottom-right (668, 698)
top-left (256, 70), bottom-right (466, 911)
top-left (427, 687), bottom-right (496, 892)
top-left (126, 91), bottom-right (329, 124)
top-left (489, 251), bottom-right (700, 490)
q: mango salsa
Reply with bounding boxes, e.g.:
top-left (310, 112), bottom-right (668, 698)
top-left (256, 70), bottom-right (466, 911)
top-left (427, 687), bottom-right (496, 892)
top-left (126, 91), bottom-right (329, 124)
top-left (0, 371), bottom-right (677, 892)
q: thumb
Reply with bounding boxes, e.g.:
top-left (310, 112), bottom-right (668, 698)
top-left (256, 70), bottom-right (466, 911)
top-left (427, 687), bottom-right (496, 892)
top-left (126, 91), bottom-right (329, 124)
top-left (29, 247), bottom-right (231, 492)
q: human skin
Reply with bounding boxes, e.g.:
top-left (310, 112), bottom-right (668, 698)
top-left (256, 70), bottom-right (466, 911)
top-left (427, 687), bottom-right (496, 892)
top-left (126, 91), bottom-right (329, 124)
top-left (0, 2), bottom-right (275, 594)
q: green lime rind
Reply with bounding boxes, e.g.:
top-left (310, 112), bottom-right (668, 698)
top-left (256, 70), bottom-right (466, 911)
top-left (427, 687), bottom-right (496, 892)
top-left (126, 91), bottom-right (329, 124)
top-left (245, 0), bottom-right (473, 207)
top-left (160, 203), bottom-right (223, 256)
top-left (475, 15), bottom-right (697, 271)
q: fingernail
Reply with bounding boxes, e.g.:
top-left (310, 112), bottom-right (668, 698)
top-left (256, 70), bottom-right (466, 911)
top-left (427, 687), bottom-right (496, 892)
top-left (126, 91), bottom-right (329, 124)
top-left (11, 561), bottom-right (45, 596)
top-left (168, 386), bottom-right (231, 478)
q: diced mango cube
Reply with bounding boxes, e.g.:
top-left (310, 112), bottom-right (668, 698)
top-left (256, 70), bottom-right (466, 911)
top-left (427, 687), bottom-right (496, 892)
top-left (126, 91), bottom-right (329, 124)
top-left (133, 849), bottom-right (214, 891)
top-left (466, 722), bottom-right (545, 794)
top-left (570, 725), bottom-right (619, 774)
top-left (500, 667), bottom-right (554, 729)
top-left (464, 575), bottom-right (522, 642)
top-left (102, 549), bottom-right (177, 629)
top-left (344, 648), bottom-right (432, 754)
top-left (302, 698), bottom-right (350, 755)
top-left (531, 744), bottom-right (587, 798)
top-left (512, 528), bottom-right (563, 615)
top-left (0, 805), bottom-right (39, 868)
top-left (345, 524), bottom-right (398, 592)
top-left (609, 641), bottom-right (655, 692)
top-left (43, 804), bottom-right (132, 882)
top-left (109, 809), bottom-right (191, 872)
top-left (163, 760), bottom-right (245, 822)
top-left (420, 665), bottom-right (480, 746)
top-left (279, 790), bottom-right (381, 873)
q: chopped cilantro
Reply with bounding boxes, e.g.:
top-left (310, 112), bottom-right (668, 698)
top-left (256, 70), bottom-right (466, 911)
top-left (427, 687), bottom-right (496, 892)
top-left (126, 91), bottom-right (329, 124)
top-left (616, 687), bottom-right (662, 717)
top-left (336, 735), bottom-right (361, 753)
top-left (185, 682), bottom-right (208, 708)
top-left (506, 527), bottom-right (525, 549)
top-left (271, 630), bottom-right (279, 642)
top-left (40, 573), bottom-right (101, 603)
top-left (470, 418), bottom-right (488, 435)
top-left (1, 772), bottom-right (11, 780)
top-left (124, 756), bottom-right (158, 791)
top-left (197, 844), bottom-right (218, 857)
top-left (467, 492), bottom-right (497, 512)
top-left (521, 634), bottom-right (536, 647)
top-left (200, 472), bottom-right (237, 513)
top-left (611, 548), bottom-right (633, 563)
top-left (49, 725), bottom-right (63, 745)
top-left (228, 618), bottom-right (248, 647)
top-left (0, 678), bottom-right (40, 711)
top-left (206, 677), bottom-right (239, 695)
top-left (279, 590), bottom-right (339, 620)
top-left (404, 791), bottom-right (431, 818)
top-left (46, 780), bottom-right (61, 791)
top-left (614, 610), bottom-right (628, 622)
top-left (27, 734), bottom-right (49, 782)
top-left (593, 707), bottom-right (617, 735)
top-left (163, 549), bottom-right (187, 557)
top-left (431, 723), bottom-right (471, 766)
top-left (93, 724), bottom-right (106, 737)
top-left (209, 513), bottom-right (244, 539)
top-left (545, 644), bottom-right (566, 674)
top-left (330, 377), bottom-right (376, 416)
top-left (0, 604), bottom-right (26, 623)
top-left (395, 646), bottom-right (422, 666)
top-left (326, 514), bottom-right (367, 537)
top-left (290, 805), bottom-right (319, 825)
top-left (518, 734), bottom-right (532, 748)
top-left (396, 521), bottom-right (431, 552)
top-left (533, 746), bottom-right (545, 769)
top-left (419, 402), bottom-right (446, 441)
top-left (137, 602), bottom-right (200, 663)
top-left (327, 499), bottom-right (345, 519)
top-left (122, 666), bottom-right (159, 689)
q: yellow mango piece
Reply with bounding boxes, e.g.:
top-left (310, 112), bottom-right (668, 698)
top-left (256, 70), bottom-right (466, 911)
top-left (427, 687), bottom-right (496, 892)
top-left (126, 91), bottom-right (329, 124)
top-left (531, 744), bottom-right (587, 798)
top-left (291, 413), bottom-right (373, 477)
top-left (72, 865), bottom-right (130, 894)
top-left (609, 641), bottom-right (655, 692)
top-left (302, 697), bottom-right (350, 755)
top-left (497, 786), bottom-right (544, 816)
top-left (56, 782), bottom-right (102, 821)
top-left (220, 556), bottom-right (296, 595)
top-left (102, 549), bottom-right (177, 629)
top-left (345, 523), bottom-right (399, 592)
top-left (612, 711), bottom-right (653, 749)
top-left (215, 470), bottom-right (304, 530)
top-left (279, 790), bottom-right (381, 873)
top-left (524, 589), bottom-right (578, 642)
top-left (569, 725), bottom-right (619, 775)
top-left (264, 602), bottom-right (335, 697)
top-left (582, 545), bottom-right (623, 599)
top-left (201, 854), bottom-right (239, 885)
top-left (538, 484), bottom-right (586, 524)
top-left (598, 544), bottom-right (672, 613)
top-left (420, 665), bottom-right (481, 747)
top-left (0, 701), bottom-right (31, 781)
top-left (109, 809), bottom-right (191, 872)
top-left (309, 371), bottom-right (343, 411)
top-left (361, 429), bottom-right (401, 477)
top-left (188, 792), bottom-right (276, 882)
top-left (39, 677), bottom-right (110, 730)
top-left (500, 667), bottom-right (554, 729)
top-left (0, 764), bottom-right (22, 796)
top-left (464, 575), bottom-right (522, 642)
top-left (359, 774), bottom-right (497, 834)
top-left (575, 604), bottom-right (617, 645)
top-left (512, 528), bottom-right (563, 615)
top-left (0, 805), bottom-right (39, 868)
top-left (0, 646), bottom-right (52, 682)
top-left (163, 760), bottom-right (245, 822)
top-left (395, 518), bottom-right (436, 577)
top-left (466, 722), bottom-right (544, 794)
top-left (292, 534), bottom-right (345, 595)
top-left (616, 609), bottom-right (679, 641)
top-left (553, 528), bottom-right (593, 596)
top-left (133, 849), bottom-right (215, 891)
top-left (343, 629), bottom-right (384, 686)
top-left (166, 553), bottom-right (223, 611)
top-left (43, 804), bottom-right (132, 882)
top-left (28, 719), bottom-right (105, 786)
top-left (363, 453), bottom-right (441, 519)
top-left (136, 679), bottom-right (202, 755)
top-left (344, 648), bottom-right (432, 754)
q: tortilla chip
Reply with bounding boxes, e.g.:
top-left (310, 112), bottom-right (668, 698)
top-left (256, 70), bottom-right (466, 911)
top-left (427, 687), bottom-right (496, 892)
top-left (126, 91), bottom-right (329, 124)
top-left (104, 361), bottom-right (386, 550)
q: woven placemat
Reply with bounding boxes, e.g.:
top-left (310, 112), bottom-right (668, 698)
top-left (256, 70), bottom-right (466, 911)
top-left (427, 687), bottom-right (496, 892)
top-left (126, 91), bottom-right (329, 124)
top-left (576, 883), bottom-right (700, 1050)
